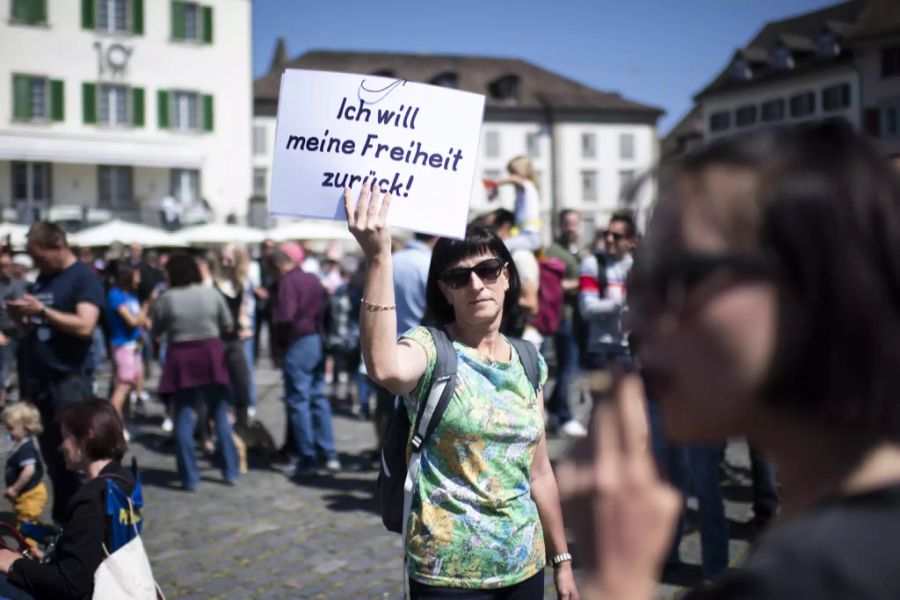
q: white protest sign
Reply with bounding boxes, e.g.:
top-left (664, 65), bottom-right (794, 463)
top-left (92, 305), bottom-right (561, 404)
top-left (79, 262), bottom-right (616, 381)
top-left (268, 69), bottom-right (486, 239)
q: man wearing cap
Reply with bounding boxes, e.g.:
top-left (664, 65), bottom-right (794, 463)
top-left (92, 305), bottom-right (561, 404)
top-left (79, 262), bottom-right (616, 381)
top-left (271, 242), bottom-right (341, 477)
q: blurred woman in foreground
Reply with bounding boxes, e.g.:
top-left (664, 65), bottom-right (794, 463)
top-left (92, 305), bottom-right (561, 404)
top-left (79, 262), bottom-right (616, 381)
top-left (557, 120), bottom-right (900, 599)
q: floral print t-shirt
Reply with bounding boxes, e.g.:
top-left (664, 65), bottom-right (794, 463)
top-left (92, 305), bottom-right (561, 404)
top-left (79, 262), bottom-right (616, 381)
top-left (401, 327), bottom-right (549, 589)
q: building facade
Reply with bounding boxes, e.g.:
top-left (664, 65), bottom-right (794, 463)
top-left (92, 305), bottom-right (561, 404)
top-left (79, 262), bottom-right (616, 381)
top-left (0, 0), bottom-right (252, 228)
top-left (252, 45), bottom-right (662, 240)
top-left (667, 0), bottom-right (900, 164)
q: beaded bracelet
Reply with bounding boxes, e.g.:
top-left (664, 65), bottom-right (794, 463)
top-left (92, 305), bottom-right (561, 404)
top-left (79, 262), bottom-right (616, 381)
top-left (361, 298), bottom-right (396, 312)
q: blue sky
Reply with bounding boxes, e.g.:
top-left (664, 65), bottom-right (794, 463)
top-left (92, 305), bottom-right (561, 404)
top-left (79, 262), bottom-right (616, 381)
top-left (252, 0), bottom-right (839, 134)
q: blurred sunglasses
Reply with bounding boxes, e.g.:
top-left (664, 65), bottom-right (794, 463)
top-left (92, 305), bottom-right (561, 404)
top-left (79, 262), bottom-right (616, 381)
top-left (439, 258), bottom-right (505, 289)
top-left (630, 251), bottom-right (777, 318)
top-left (602, 230), bottom-right (626, 241)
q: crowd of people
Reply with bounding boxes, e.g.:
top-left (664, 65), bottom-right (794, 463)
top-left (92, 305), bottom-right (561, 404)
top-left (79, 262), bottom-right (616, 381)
top-left (0, 122), bottom-right (897, 599)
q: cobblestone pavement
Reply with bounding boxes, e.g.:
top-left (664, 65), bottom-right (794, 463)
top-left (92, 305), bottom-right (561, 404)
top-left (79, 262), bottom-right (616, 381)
top-left (9, 361), bottom-right (759, 599)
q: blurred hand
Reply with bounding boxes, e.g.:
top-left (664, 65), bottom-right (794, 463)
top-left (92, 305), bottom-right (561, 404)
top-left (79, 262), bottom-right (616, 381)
top-left (3, 488), bottom-right (17, 501)
top-left (6, 294), bottom-right (43, 317)
top-left (554, 562), bottom-right (579, 600)
top-left (344, 184), bottom-right (392, 260)
top-left (0, 548), bottom-right (23, 573)
top-left (556, 374), bottom-right (681, 600)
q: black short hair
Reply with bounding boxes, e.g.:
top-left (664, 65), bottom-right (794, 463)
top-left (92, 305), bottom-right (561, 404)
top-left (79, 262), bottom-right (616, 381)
top-left (165, 253), bottom-right (202, 288)
top-left (557, 209), bottom-right (578, 225)
top-left (57, 399), bottom-right (127, 462)
top-left (490, 208), bottom-right (516, 230)
top-left (27, 221), bottom-right (67, 249)
top-left (609, 210), bottom-right (637, 238)
top-left (654, 119), bottom-right (900, 440)
top-left (425, 226), bottom-right (521, 326)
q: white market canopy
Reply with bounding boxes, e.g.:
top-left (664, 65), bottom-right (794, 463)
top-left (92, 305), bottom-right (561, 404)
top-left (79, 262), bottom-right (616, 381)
top-left (267, 220), bottom-right (354, 242)
top-left (177, 223), bottom-right (267, 245)
top-left (69, 220), bottom-right (184, 247)
top-left (0, 223), bottom-right (29, 248)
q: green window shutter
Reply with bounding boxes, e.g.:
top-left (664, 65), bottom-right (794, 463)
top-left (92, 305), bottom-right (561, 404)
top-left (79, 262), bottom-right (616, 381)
top-left (81, 0), bottom-right (95, 29)
top-left (29, 0), bottom-right (47, 23)
top-left (13, 75), bottom-right (31, 120)
top-left (11, 0), bottom-right (29, 22)
top-left (202, 94), bottom-right (214, 132)
top-left (132, 87), bottom-right (145, 127)
top-left (171, 1), bottom-right (185, 40)
top-left (157, 90), bottom-right (170, 128)
top-left (132, 0), bottom-right (144, 34)
top-left (202, 5), bottom-right (213, 43)
top-left (50, 80), bottom-right (64, 122)
top-left (82, 82), bottom-right (97, 124)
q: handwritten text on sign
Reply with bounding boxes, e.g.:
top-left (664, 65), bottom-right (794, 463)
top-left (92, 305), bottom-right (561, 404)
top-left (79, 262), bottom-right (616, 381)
top-left (268, 70), bottom-right (486, 239)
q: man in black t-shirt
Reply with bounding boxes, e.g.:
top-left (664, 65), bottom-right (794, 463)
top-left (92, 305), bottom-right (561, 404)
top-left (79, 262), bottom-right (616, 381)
top-left (8, 222), bottom-right (104, 522)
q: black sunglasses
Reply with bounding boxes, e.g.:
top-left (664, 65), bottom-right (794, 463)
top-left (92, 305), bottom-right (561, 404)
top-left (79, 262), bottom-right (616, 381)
top-left (630, 251), bottom-right (777, 318)
top-left (439, 258), bottom-right (505, 289)
top-left (602, 230), bottom-right (626, 242)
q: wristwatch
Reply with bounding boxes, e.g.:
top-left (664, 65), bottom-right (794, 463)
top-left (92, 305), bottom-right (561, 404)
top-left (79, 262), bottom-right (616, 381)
top-left (551, 552), bottom-right (572, 568)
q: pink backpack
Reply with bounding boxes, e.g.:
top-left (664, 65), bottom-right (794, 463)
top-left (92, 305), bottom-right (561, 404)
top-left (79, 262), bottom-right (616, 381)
top-left (532, 257), bottom-right (567, 335)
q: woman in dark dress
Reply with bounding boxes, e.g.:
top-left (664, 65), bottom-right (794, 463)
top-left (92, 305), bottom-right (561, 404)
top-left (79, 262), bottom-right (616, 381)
top-left (557, 121), bottom-right (900, 599)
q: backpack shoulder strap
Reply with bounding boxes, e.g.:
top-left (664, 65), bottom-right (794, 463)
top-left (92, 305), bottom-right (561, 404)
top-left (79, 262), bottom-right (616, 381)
top-left (507, 337), bottom-right (541, 394)
top-left (410, 327), bottom-right (458, 452)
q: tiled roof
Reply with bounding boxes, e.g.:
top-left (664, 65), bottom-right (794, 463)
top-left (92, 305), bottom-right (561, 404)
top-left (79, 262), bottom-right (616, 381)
top-left (254, 48), bottom-right (663, 118)
top-left (696, 0), bottom-right (867, 99)
top-left (848, 0), bottom-right (900, 41)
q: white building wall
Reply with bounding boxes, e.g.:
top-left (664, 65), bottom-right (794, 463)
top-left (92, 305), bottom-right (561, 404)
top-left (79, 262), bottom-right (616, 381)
top-left (701, 66), bottom-right (861, 140)
top-left (0, 0), bottom-right (252, 222)
top-left (855, 40), bottom-right (900, 157)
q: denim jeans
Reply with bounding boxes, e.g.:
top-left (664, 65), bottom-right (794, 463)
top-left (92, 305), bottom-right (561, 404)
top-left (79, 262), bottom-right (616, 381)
top-left (243, 336), bottom-right (256, 408)
top-left (647, 400), bottom-right (728, 578)
top-left (173, 384), bottom-right (240, 490)
top-left (545, 317), bottom-right (578, 423)
top-left (0, 572), bottom-right (33, 599)
top-left (283, 334), bottom-right (337, 465)
top-left (749, 445), bottom-right (779, 522)
top-left (30, 374), bottom-right (92, 523)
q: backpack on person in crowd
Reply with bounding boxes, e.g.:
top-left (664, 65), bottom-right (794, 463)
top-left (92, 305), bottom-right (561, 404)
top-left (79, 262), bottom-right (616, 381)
top-left (531, 257), bottom-right (567, 336)
top-left (377, 326), bottom-right (542, 535)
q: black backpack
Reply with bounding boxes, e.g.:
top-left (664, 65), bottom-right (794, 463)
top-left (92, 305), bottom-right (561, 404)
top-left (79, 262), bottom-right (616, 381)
top-left (377, 326), bottom-right (541, 535)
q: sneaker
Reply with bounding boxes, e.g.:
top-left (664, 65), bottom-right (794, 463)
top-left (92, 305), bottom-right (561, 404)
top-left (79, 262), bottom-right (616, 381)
top-left (291, 462), bottom-right (318, 478)
top-left (323, 457), bottom-right (342, 473)
top-left (560, 419), bottom-right (588, 438)
top-left (161, 417), bottom-right (174, 433)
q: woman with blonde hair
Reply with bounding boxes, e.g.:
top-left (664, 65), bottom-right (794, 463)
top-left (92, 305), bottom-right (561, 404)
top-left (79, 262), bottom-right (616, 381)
top-left (489, 155), bottom-right (543, 252)
top-left (213, 243), bottom-right (253, 429)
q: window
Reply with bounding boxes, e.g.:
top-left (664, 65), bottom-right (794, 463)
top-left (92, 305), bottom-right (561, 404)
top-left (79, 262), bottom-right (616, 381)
top-left (98, 166), bottom-right (133, 210)
top-left (431, 72), bottom-right (458, 89)
top-left (817, 32), bottom-right (839, 58)
top-left (172, 91), bottom-right (199, 131)
top-left (581, 133), bottom-right (596, 158)
top-left (619, 170), bottom-right (636, 202)
top-left (171, 1), bottom-right (213, 44)
top-left (253, 168), bottom-right (267, 196)
top-left (790, 91), bottom-right (816, 117)
top-left (171, 168), bottom-right (199, 204)
top-left (773, 46), bottom-right (794, 70)
top-left (158, 90), bottom-right (212, 132)
top-left (883, 105), bottom-right (900, 139)
top-left (730, 57), bottom-right (751, 81)
top-left (709, 111), bottom-right (731, 132)
top-left (619, 133), bottom-right (635, 160)
top-left (97, 0), bottom-right (128, 33)
top-left (822, 83), bottom-right (851, 112)
top-left (882, 46), bottom-right (900, 77)
top-left (253, 125), bottom-right (267, 155)
top-left (11, 162), bottom-right (51, 203)
top-left (99, 84), bottom-right (129, 125)
top-left (581, 170), bottom-right (598, 202)
top-left (735, 105), bottom-right (758, 128)
top-left (10, 0), bottom-right (46, 24)
top-left (12, 75), bottom-right (63, 122)
top-left (526, 133), bottom-right (540, 158)
top-left (484, 131), bottom-right (500, 158)
top-left (761, 98), bottom-right (785, 122)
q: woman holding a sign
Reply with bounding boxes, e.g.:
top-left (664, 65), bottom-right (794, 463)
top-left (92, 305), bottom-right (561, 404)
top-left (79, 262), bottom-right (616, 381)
top-left (346, 185), bottom-right (578, 599)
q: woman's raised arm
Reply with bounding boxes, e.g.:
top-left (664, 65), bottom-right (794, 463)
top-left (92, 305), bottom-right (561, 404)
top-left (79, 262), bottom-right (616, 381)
top-left (345, 185), bottom-right (426, 396)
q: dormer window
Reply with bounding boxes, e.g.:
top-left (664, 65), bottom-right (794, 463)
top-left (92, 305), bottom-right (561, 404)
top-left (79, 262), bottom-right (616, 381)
top-left (431, 72), bottom-right (458, 89)
top-left (818, 31), bottom-right (840, 58)
top-left (489, 74), bottom-right (520, 103)
top-left (773, 45), bottom-right (794, 70)
top-left (730, 57), bottom-right (752, 81)
top-left (371, 69), bottom-right (395, 78)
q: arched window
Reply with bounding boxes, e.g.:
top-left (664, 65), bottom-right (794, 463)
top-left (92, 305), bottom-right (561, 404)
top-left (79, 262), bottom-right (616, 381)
top-left (489, 74), bottom-right (520, 103)
top-left (431, 72), bottom-right (458, 88)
